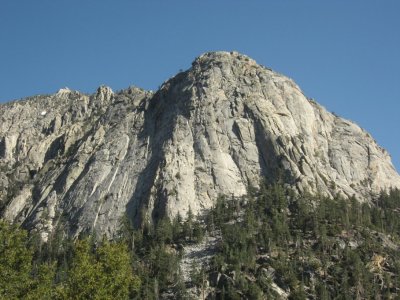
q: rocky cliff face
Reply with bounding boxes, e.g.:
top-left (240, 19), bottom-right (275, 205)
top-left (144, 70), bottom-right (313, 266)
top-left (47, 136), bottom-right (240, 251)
top-left (1, 51), bottom-right (399, 240)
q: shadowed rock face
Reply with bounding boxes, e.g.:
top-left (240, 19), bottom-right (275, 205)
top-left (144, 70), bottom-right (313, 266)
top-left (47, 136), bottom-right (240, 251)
top-left (1, 51), bottom-right (399, 240)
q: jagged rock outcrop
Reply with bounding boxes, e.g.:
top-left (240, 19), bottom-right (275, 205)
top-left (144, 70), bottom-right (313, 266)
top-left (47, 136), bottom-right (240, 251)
top-left (1, 51), bottom-right (399, 240)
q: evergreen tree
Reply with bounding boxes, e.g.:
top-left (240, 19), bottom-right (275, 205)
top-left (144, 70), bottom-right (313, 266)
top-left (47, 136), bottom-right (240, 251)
top-left (0, 221), bottom-right (33, 299)
top-left (64, 239), bottom-right (102, 299)
top-left (96, 240), bottom-right (141, 298)
top-left (26, 263), bottom-right (56, 300)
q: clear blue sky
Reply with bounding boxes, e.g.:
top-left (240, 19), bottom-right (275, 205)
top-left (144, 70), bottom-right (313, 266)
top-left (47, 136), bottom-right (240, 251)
top-left (1, 1), bottom-right (399, 171)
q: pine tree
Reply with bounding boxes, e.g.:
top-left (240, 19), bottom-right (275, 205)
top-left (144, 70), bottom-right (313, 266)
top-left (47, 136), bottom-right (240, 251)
top-left (0, 221), bottom-right (33, 299)
top-left (64, 239), bottom-right (102, 299)
top-left (96, 240), bottom-right (141, 298)
top-left (26, 263), bottom-right (56, 300)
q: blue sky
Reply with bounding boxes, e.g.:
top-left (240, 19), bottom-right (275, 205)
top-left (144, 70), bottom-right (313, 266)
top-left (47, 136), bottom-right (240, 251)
top-left (1, 1), bottom-right (399, 170)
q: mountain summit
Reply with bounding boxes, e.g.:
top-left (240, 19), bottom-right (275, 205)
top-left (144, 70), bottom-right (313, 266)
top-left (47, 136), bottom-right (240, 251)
top-left (1, 51), bottom-right (399, 240)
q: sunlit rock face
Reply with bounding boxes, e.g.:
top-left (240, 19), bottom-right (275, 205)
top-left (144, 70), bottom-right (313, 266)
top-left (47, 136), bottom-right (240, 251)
top-left (1, 51), bottom-right (399, 240)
